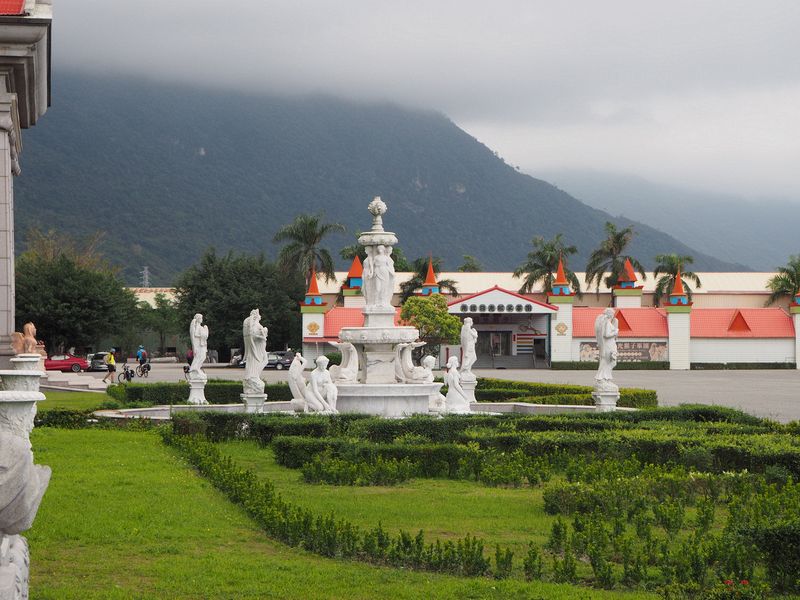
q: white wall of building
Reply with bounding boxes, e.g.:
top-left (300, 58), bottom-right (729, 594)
top-left (668, 313), bottom-right (691, 370)
top-left (690, 338), bottom-right (795, 364)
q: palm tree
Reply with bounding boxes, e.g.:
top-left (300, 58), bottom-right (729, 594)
top-left (766, 255), bottom-right (800, 306)
top-left (273, 213), bottom-right (345, 288)
top-left (652, 254), bottom-right (701, 305)
top-left (399, 256), bottom-right (458, 302)
top-left (457, 255), bottom-right (483, 272)
top-left (513, 234), bottom-right (582, 296)
top-left (585, 222), bottom-right (646, 297)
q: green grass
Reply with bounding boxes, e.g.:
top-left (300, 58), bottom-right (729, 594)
top-left (28, 428), bottom-right (656, 599)
top-left (39, 390), bottom-right (113, 412)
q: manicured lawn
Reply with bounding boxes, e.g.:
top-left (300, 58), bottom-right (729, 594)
top-left (28, 428), bottom-right (656, 599)
top-left (39, 390), bottom-right (112, 412)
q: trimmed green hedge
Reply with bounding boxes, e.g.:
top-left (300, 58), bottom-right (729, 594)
top-left (551, 361), bottom-right (669, 370)
top-left (474, 380), bottom-right (657, 409)
top-left (108, 381), bottom-right (293, 406)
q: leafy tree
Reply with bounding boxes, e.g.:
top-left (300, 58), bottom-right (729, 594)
top-left (21, 227), bottom-right (109, 271)
top-left (174, 249), bottom-right (303, 360)
top-left (652, 254), bottom-right (702, 305)
top-left (138, 293), bottom-right (182, 355)
top-left (399, 256), bottom-right (459, 302)
top-left (766, 255), bottom-right (800, 306)
top-left (399, 294), bottom-right (461, 355)
top-left (513, 234), bottom-right (582, 297)
top-left (15, 253), bottom-right (138, 353)
top-left (273, 213), bottom-right (345, 288)
top-left (585, 222), bottom-right (646, 296)
top-left (457, 255), bottom-right (483, 272)
top-left (340, 234), bottom-right (412, 271)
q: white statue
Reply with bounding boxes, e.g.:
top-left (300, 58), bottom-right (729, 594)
top-left (188, 313), bottom-right (209, 381)
top-left (328, 341), bottom-right (359, 383)
top-left (363, 244), bottom-right (395, 308)
top-left (395, 341), bottom-right (432, 383)
top-left (594, 308), bottom-right (619, 391)
top-left (288, 353), bottom-right (308, 404)
top-left (459, 317), bottom-right (478, 381)
top-left (242, 309), bottom-right (269, 395)
top-left (0, 433), bottom-right (50, 535)
top-left (444, 356), bottom-right (471, 414)
top-left (304, 355), bottom-right (338, 413)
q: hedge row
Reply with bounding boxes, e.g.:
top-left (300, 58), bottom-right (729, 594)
top-left (107, 381), bottom-right (293, 405)
top-left (551, 361), bottom-right (669, 370)
top-left (475, 388), bottom-right (657, 409)
top-left (163, 431), bottom-right (495, 577)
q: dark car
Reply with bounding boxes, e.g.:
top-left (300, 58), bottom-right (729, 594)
top-left (45, 353), bottom-right (89, 373)
top-left (265, 351), bottom-right (294, 370)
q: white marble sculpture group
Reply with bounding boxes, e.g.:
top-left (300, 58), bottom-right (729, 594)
top-left (0, 327), bottom-right (49, 600)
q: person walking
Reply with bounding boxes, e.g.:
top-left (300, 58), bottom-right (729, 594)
top-left (102, 349), bottom-right (116, 384)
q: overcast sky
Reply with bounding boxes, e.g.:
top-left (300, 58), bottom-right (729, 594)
top-left (57, 1), bottom-right (800, 198)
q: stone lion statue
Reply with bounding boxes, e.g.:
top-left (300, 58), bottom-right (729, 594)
top-left (10, 323), bottom-right (38, 355)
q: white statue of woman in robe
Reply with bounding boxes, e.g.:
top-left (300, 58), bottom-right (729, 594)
top-left (594, 308), bottom-right (619, 390)
top-left (444, 356), bottom-right (471, 414)
top-left (242, 309), bottom-right (269, 395)
top-left (373, 245), bottom-right (395, 307)
top-left (188, 313), bottom-right (209, 381)
top-left (288, 353), bottom-right (308, 405)
top-left (459, 317), bottom-right (478, 381)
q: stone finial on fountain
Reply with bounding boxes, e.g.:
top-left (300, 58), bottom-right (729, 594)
top-left (367, 196), bottom-right (387, 232)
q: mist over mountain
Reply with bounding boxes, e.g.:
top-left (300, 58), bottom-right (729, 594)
top-left (540, 169), bottom-right (799, 271)
top-left (14, 73), bottom-right (746, 285)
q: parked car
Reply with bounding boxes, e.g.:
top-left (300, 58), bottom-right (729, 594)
top-left (265, 351), bottom-right (294, 370)
top-left (45, 353), bottom-right (89, 373)
top-left (89, 352), bottom-right (110, 371)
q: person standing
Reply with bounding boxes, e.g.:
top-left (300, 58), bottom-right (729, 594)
top-left (102, 349), bottom-right (116, 384)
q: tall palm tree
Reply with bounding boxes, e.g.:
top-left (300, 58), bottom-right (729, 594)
top-left (652, 254), bottom-right (701, 305)
top-left (585, 222), bottom-right (646, 297)
top-left (766, 255), bottom-right (800, 306)
top-left (273, 213), bottom-right (345, 288)
top-left (399, 256), bottom-right (458, 302)
top-left (513, 234), bottom-right (582, 296)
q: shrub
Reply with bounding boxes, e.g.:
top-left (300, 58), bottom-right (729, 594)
top-left (748, 519), bottom-right (800, 592)
top-left (301, 453), bottom-right (417, 486)
top-left (111, 381), bottom-right (292, 406)
top-left (34, 409), bottom-right (94, 428)
top-left (493, 545), bottom-right (513, 579)
top-left (523, 543), bottom-right (544, 580)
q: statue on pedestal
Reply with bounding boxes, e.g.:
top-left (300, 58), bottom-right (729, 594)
top-left (594, 308), bottom-right (619, 392)
top-left (304, 356), bottom-right (338, 413)
top-left (459, 317), bottom-right (478, 382)
top-left (10, 323), bottom-right (37, 356)
top-left (444, 356), bottom-right (471, 414)
top-left (242, 309), bottom-right (269, 395)
top-left (363, 245), bottom-right (395, 308)
top-left (188, 314), bottom-right (208, 381)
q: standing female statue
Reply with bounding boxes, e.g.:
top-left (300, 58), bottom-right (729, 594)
top-left (459, 317), bottom-right (478, 381)
top-left (188, 314), bottom-right (209, 380)
top-left (594, 308), bottom-right (619, 389)
top-left (364, 244), bottom-right (395, 307)
top-left (242, 309), bottom-right (269, 395)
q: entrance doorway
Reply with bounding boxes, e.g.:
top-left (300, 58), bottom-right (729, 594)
top-left (477, 331), bottom-right (511, 357)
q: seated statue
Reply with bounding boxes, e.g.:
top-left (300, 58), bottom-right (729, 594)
top-left (10, 323), bottom-right (38, 356)
top-left (304, 356), bottom-right (339, 414)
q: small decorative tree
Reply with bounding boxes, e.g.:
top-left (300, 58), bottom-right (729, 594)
top-left (399, 294), bottom-right (461, 357)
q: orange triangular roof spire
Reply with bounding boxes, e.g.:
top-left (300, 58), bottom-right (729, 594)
top-left (424, 257), bottom-right (438, 286)
top-left (614, 309), bottom-right (633, 332)
top-left (347, 255), bottom-right (363, 278)
top-left (554, 256), bottom-right (568, 285)
top-left (307, 269), bottom-right (321, 295)
top-left (619, 258), bottom-right (637, 283)
top-left (728, 310), bottom-right (751, 333)
top-left (671, 271), bottom-right (685, 296)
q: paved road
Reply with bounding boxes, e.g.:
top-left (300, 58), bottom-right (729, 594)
top-left (88, 364), bottom-right (800, 423)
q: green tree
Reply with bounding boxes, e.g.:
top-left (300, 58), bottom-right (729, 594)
top-left (457, 255), bottom-right (483, 272)
top-left (399, 294), bottom-right (461, 355)
top-left (585, 222), bottom-right (646, 296)
top-left (399, 257), bottom-right (459, 302)
top-left (273, 213), bottom-right (345, 288)
top-left (21, 227), bottom-right (109, 271)
top-left (766, 255), bottom-right (800, 306)
top-left (138, 293), bottom-right (182, 355)
top-left (15, 253), bottom-right (138, 353)
top-left (652, 254), bottom-right (701, 306)
top-left (174, 249), bottom-right (303, 360)
top-left (513, 234), bottom-right (582, 296)
top-left (340, 234), bottom-right (412, 271)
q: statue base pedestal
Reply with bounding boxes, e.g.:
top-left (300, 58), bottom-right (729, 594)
top-left (335, 382), bottom-right (442, 418)
top-left (592, 390), bottom-right (619, 412)
top-left (187, 379), bottom-right (208, 405)
top-left (460, 379), bottom-right (477, 404)
top-left (241, 393), bottom-right (267, 413)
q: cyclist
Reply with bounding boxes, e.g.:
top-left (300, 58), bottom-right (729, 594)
top-left (136, 345), bottom-right (148, 366)
top-left (102, 348), bottom-right (116, 384)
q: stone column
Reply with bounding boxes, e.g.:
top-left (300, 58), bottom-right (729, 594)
top-left (666, 307), bottom-right (691, 370)
top-left (0, 95), bottom-right (19, 370)
top-left (548, 297), bottom-right (574, 362)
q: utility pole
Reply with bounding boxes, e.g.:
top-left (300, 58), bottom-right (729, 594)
top-left (140, 266), bottom-right (151, 288)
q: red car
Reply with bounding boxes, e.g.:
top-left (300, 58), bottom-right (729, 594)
top-left (45, 353), bottom-right (89, 373)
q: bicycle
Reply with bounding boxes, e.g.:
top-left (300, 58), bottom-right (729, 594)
top-left (135, 362), bottom-right (151, 378)
top-left (117, 364), bottom-right (135, 383)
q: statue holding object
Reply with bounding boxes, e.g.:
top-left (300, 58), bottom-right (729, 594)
top-left (188, 313), bottom-right (209, 381)
top-left (459, 317), bottom-right (478, 382)
top-left (242, 309), bottom-right (269, 395)
top-left (594, 308), bottom-right (619, 392)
